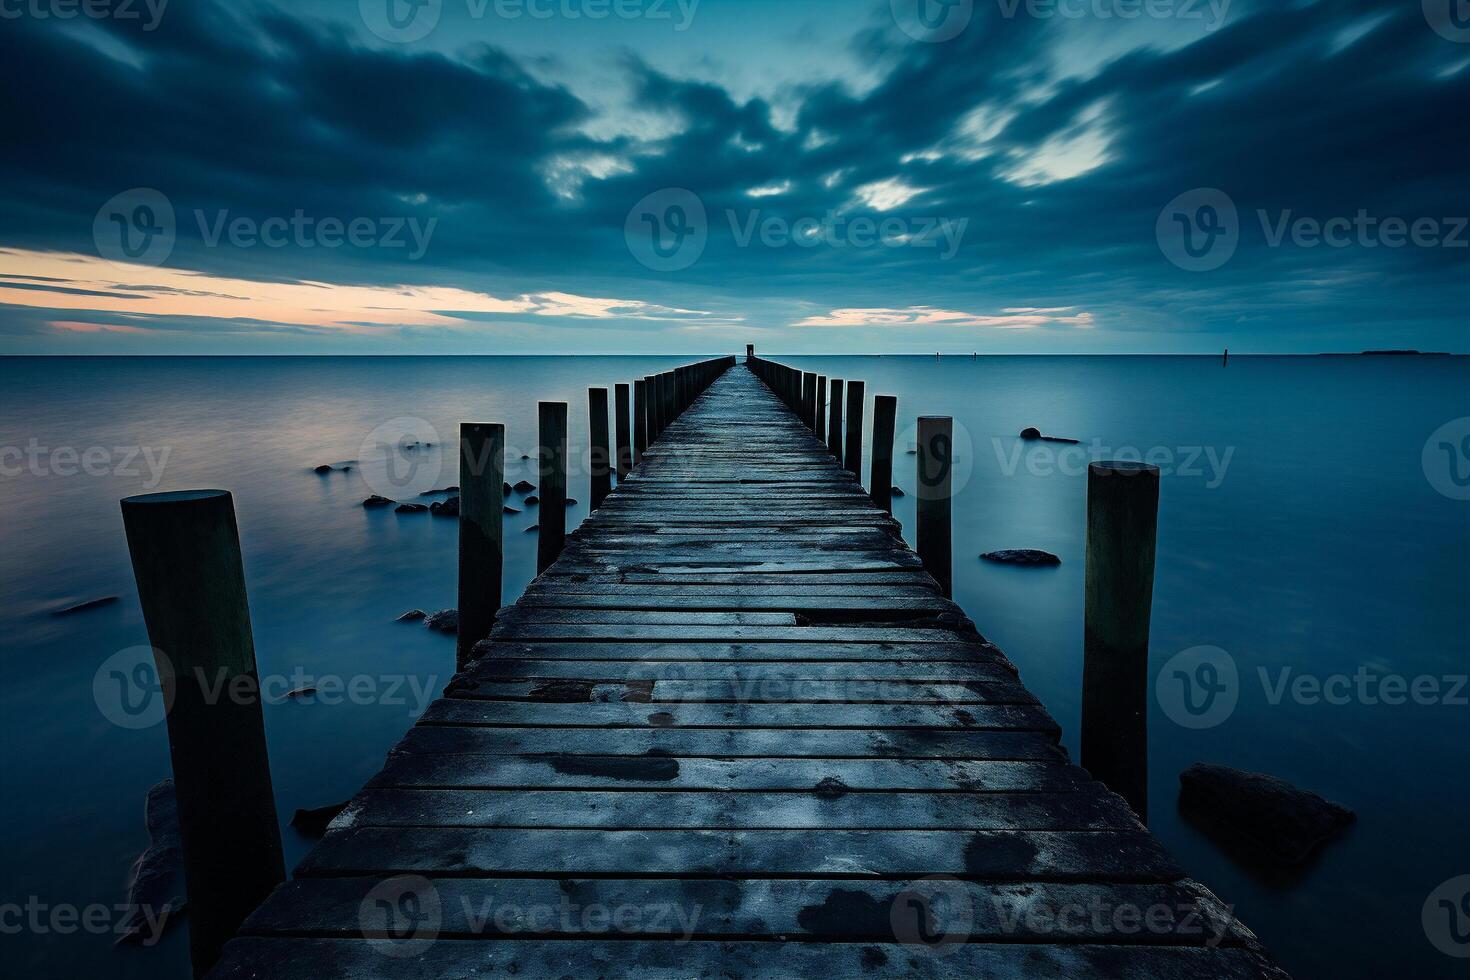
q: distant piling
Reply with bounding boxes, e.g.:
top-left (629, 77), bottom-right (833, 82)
top-left (457, 423), bottom-right (505, 669)
top-left (915, 417), bottom-right (953, 597)
top-left (1080, 461), bottom-right (1160, 821)
top-left (614, 383), bottom-right (632, 481)
top-left (827, 379), bottom-right (844, 457)
top-left (870, 395), bottom-right (897, 514)
top-left (119, 490), bottom-right (286, 978)
top-left (844, 380), bottom-right (865, 479)
top-left (589, 387), bottom-right (612, 510)
top-left (537, 402), bottom-right (569, 573)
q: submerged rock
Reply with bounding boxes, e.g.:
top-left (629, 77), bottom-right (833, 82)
top-left (1021, 427), bottom-right (1081, 445)
top-left (503, 482), bottom-right (514, 495)
top-left (290, 800), bottom-right (350, 837)
top-left (395, 502), bottom-right (429, 514)
top-left (981, 549), bottom-right (1061, 567)
top-left (117, 779), bottom-right (186, 945)
top-left (525, 525), bottom-right (539, 533)
top-left (424, 609), bottom-right (459, 633)
top-left (313, 464), bottom-right (333, 474)
top-left (419, 486), bottom-right (459, 497)
top-left (429, 496), bottom-right (460, 517)
top-left (396, 609), bottom-right (427, 622)
top-left (363, 495), bottom-right (394, 509)
top-left (283, 686), bottom-right (316, 700)
top-left (565, 498), bottom-right (578, 507)
top-left (51, 596), bottom-right (119, 617)
top-left (524, 495), bottom-right (540, 506)
top-left (890, 487), bottom-right (905, 498)
top-left (514, 480), bottom-right (536, 493)
top-left (503, 506), bottom-right (522, 515)
top-left (1179, 763), bottom-right (1355, 864)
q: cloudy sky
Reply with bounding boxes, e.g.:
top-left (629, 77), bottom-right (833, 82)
top-left (0, 0), bottom-right (1465, 354)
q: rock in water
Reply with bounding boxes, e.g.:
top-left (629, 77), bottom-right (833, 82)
top-left (981, 549), bottom-right (1061, 566)
top-left (514, 480), bottom-right (536, 493)
top-left (424, 609), bottom-right (459, 633)
top-left (890, 487), bottom-right (905, 498)
top-left (362, 495), bottom-right (394, 509)
top-left (1179, 763), bottom-right (1355, 864)
top-left (51, 596), bottom-right (119, 617)
top-left (503, 506), bottom-right (522, 515)
top-left (117, 779), bottom-right (186, 945)
top-left (1020, 427), bottom-right (1042, 440)
top-left (396, 609), bottom-right (427, 622)
top-left (291, 800), bottom-right (350, 837)
top-left (429, 496), bottom-right (460, 517)
top-left (503, 482), bottom-right (514, 495)
top-left (313, 464), bottom-right (333, 474)
top-left (565, 498), bottom-right (578, 506)
top-left (395, 502), bottom-right (428, 514)
top-left (524, 495), bottom-right (540, 506)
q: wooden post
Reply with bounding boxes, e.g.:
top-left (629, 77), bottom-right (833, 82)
top-left (827, 379), bottom-right (844, 457)
top-left (816, 376), bottom-right (827, 439)
top-left (802, 372), bottom-right (817, 430)
top-left (119, 490), bottom-right (286, 978)
top-left (588, 387), bottom-right (612, 511)
top-left (844, 380), bottom-right (865, 479)
top-left (870, 395), bottom-right (897, 514)
top-left (916, 417), bottom-right (953, 598)
top-left (633, 378), bottom-right (649, 463)
top-left (536, 402), bottom-right (568, 574)
top-left (746, 343), bottom-right (755, 360)
top-left (1080, 461), bottom-right (1160, 821)
top-left (457, 423), bottom-right (504, 669)
top-left (614, 383), bottom-right (633, 480)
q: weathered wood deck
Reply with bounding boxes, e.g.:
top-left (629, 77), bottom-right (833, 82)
top-left (209, 364), bottom-right (1287, 978)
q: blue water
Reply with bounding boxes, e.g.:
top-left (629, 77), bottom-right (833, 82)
top-left (0, 355), bottom-right (1466, 978)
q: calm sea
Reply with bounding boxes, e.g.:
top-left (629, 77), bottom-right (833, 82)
top-left (1, 354), bottom-right (1466, 978)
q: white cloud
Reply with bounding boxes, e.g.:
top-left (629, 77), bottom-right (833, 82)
top-left (746, 181), bottom-right (793, 198)
top-left (795, 306), bottom-right (1095, 329)
top-left (1002, 100), bottom-right (1115, 187)
top-left (851, 178), bottom-right (926, 212)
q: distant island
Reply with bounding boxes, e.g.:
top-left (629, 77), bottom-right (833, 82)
top-left (1318, 350), bottom-right (1453, 356)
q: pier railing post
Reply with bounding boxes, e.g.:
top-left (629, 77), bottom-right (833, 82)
top-left (870, 395), bottom-right (897, 513)
top-left (634, 378), bottom-right (649, 462)
top-left (119, 490), bottom-right (286, 978)
top-left (537, 402), bottom-right (568, 573)
top-left (916, 417), bottom-right (953, 597)
top-left (588, 387), bottom-right (612, 511)
top-left (827, 379), bottom-right (844, 456)
top-left (816, 376), bottom-right (827, 438)
top-left (802, 372), bottom-right (817, 430)
top-left (614, 383), bottom-right (633, 481)
top-left (457, 423), bottom-right (505, 669)
top-left (1080, 461), bottom-right (1160, 821)
top-left (844, 380), bottom-right (866, 479)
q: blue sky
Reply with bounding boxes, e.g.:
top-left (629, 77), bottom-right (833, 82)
top-left (0, 0), bottom-right (1465, 353)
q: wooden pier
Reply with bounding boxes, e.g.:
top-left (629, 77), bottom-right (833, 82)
top-left (206, 360), bottom-right (1287, 978)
